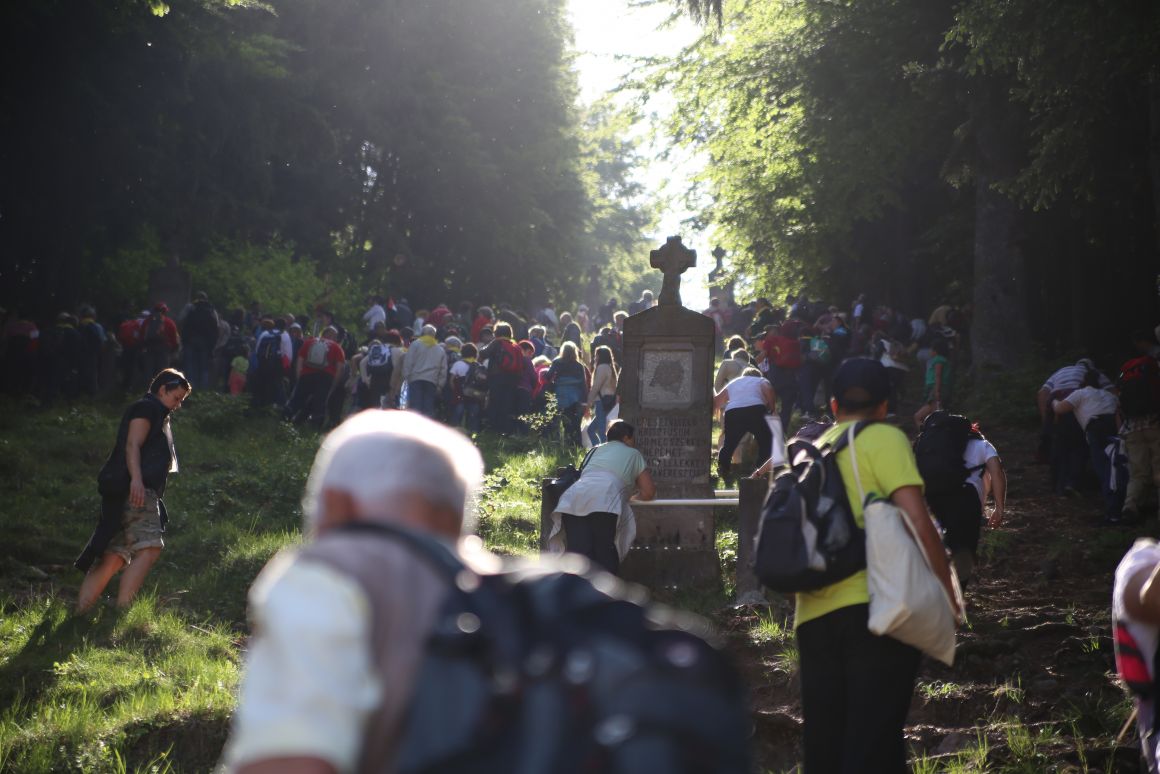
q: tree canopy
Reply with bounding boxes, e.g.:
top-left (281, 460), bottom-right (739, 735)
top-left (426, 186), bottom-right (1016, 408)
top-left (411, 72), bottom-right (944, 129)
top-left (0, 0), bottom-right (651, 319)
top-left (662, 0), bottom-right (1160, 364)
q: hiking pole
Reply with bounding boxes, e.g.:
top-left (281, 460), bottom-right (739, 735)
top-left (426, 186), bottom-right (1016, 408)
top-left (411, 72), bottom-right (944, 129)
top-left (1115, 705), bottom-right (1138, 746)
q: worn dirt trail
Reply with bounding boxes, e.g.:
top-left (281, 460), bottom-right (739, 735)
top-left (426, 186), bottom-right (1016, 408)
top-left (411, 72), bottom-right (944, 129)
top-left (729, 420), bottom-right (1147, 772)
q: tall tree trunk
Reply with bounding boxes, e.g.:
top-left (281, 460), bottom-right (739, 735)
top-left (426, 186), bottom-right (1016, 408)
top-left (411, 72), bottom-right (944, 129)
top-left (1148, 68), bottom-right (1160, 285)
top-left (970, 83), bottom-right (1031, 371)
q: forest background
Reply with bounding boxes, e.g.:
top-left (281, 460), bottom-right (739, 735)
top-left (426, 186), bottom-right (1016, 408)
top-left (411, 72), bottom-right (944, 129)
top-left (1, 0), bottom-right (1159, 369)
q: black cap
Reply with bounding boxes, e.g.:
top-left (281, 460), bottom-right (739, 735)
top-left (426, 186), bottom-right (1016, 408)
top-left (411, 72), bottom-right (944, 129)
top-left (831, 357), bottom-right (891, 409)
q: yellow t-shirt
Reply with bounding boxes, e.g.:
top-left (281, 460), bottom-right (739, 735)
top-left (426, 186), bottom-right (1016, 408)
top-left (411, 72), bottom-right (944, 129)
top-left (794, 421), bottom-right (925, 628)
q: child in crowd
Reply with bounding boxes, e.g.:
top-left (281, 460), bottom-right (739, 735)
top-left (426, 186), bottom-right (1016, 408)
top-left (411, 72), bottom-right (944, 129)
top-left (229, 345), bottom-right (250, 396)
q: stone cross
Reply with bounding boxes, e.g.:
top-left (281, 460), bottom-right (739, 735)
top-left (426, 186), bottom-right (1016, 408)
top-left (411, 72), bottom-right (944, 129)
top-left (649, 236), bottom-right (696, 307)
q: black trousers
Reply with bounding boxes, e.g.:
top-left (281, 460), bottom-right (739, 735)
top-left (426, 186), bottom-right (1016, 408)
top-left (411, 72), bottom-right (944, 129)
top-left (284, 371), bottom-right (331, 424)
top-left (561, 512), bottom-right (619, 574)
top-left (926, 484), bottom-right (982, 554)
top-left (797, 604), bottom-right (921, 774)
top-left (718, 405), bottom-right (773, 479)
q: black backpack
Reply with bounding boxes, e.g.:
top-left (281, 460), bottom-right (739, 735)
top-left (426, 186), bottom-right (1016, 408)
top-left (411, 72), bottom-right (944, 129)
top-left (223, 331), bottom-right (248, 360)
top-left (753, 421), bottom-right (871, 593)
top-left (544, 447), bottom-right (596, 504)
top-left (185, 303), bottom-right (218, 343)
top-left (256, 332), bottom-right (284, 369)
top-left (142, 315), bottom-right (166, 348)
top-left (339, 521), bottom-right (753, 774)
top-left (913, 411), bottom-right (983, 497)
top-left (463, 361), bottom-right (489, 399)
top-left (366, 342), bottom-right (393, 379)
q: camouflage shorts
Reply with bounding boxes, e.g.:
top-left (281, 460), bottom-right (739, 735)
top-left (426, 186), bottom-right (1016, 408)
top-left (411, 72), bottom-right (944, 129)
top-left (105, 488), bottom-right (165, 563)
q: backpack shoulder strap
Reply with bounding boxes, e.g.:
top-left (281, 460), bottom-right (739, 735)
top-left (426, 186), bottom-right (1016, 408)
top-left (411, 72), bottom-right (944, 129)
top-left (578, 446), bottom-right (597, 472)
top-left (335, 521), bottom-right (465, 580)
top-left (827, 419), bottom-right (875, 454)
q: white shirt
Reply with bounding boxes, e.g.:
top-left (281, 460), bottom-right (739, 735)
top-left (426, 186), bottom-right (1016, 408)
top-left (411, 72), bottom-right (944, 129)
top-left (723, 375), bottom-right (768, 412)
top-left (964, 438), bottom-right (999, 503)
top-left (223, 556), bottom-right (380, 773)
top-left (1063, 386), bottom-right (1119, 430)
top-left (363, 304), bottom-right (386, 331)
top-left (449, 359), bottom-right (471, 379)
top-left (1043, 364), bottom-right (1112, 393)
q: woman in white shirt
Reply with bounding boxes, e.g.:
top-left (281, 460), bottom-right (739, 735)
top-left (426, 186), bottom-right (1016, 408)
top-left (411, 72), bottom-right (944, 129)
top-left (1053, 370), bottom-right (1125, 522)
top-left (714, 367), bottom-right (778, 483)
top-left (585, 345), bottom-right (618, 446)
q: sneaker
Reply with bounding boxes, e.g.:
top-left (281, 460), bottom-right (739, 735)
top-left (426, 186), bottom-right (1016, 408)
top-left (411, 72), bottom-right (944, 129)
top-left (1121, 509), bottom-right (1142, 525)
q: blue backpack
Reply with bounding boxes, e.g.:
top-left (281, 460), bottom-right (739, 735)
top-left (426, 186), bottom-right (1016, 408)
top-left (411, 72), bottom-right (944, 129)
top-left (338, 521), bottom-right (753, 774)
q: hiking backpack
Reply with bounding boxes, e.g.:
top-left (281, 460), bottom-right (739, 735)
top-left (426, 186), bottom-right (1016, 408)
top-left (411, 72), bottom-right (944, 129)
top-left (256, 332), bottom-right (284, 369)
top-left (79, 321), bottom-right (103, 352)
top-left (338, 521), bottom-right (753, 774)
top-left (117, 318), bottom-right (142, 349)
top-left (142, 315), bottom-right (166, 348)
top-left (185, 303), bottom-right (217, 343)
top-left (365, 342), bottom-right (392, 378)
top-left (769, 336), bottom-right (802, 369)
top-left (913, 411), bottom-right (983, 498)
top-left (223, 331), bottom-right (248, 361)
top-left (303, 338), bottom-right (331, 370)
top-left (463, 362), bottom-right (488, 399)
top-left (753, 421), bottom-right (871, 593)
top-left (1118, 356), bottom-right (1160, 419)
top-left (496, 339), bottom-right (524, 375)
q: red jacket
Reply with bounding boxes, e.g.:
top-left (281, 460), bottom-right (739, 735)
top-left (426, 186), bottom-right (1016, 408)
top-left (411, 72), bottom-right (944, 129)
top-left (471, 315), bottom-right (491, 343)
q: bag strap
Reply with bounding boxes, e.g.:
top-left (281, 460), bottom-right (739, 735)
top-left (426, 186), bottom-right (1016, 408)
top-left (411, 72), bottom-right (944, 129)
top-left (578, 445), bottom-right (597, 473)
top-left (847, 423), bottom-right (868, 507)
top-left (333, 521), bottom-right (526, 668)
top-left (334, 521), bottom-right (466, 580)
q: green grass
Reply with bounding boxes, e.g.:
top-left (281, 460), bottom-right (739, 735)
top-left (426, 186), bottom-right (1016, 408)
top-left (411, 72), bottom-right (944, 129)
top-left (0, 393), bottom-right (596, 770)
top-left (919, 680), bottom-right (969, 701)
top-left (911, 731), bottom-right (990, 773)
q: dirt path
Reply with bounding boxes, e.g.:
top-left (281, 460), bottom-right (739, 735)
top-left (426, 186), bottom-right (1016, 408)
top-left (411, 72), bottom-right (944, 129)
top-left (729, 420), bottom-right (1147, 773)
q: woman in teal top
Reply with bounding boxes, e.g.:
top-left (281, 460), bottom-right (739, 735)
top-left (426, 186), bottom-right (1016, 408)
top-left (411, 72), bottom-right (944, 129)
top-left (915, 338), bottom-right (953, 429)
top-left (550, 420), bottom-right (655, 574)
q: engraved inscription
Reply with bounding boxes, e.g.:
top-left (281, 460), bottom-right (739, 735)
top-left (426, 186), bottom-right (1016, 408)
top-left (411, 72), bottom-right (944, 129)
top-left (636, 415), bottom-right (710, 481)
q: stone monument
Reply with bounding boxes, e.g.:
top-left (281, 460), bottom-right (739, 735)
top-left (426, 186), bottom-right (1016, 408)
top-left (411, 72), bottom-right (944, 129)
top-left (147, 252), bottom-right (191, 314)
top-left (619, 236), bottom-right (718, 587)
top-left (707, 245), bottom-right (735, 306)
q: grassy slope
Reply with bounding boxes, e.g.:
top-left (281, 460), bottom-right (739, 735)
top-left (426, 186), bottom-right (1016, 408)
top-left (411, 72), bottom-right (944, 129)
top-left (1, 359), bottom-right (1136, 773)
top-left (0, 393), bottom-right (576, 772)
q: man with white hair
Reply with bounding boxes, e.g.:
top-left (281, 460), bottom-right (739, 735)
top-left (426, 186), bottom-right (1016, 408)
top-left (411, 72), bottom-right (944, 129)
top-left (221, 410), bottom-right (490, 774)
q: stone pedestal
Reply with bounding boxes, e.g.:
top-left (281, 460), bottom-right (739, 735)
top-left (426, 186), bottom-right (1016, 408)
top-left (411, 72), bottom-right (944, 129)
top-left (619, 302), bottom-right (718, 587)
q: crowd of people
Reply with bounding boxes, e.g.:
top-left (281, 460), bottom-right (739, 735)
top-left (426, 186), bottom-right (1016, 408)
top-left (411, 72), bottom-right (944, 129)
top-left (22, 281), bottom-right (1160, 771)
top-left (1, 288), bottom-right (976, 452)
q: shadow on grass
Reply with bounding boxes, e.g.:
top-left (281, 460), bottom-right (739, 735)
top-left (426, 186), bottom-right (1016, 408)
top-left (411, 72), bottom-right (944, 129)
top-left (0, 602), bottom-right (117, 709)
